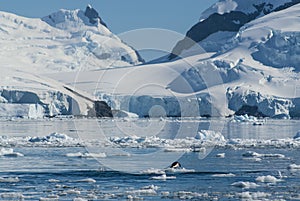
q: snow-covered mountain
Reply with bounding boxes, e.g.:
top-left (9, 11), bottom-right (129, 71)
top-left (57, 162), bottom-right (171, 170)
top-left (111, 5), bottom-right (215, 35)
top-left (0, 5), bottom-right (143, 73)
top-left (1, 2), bottom-right (300, 119)
top-left (169, 0), bottom-right (300, 59)
top-left (48, 2), bottom-right (300, 119)
top-left (0, 5), bottom-right (143, 118)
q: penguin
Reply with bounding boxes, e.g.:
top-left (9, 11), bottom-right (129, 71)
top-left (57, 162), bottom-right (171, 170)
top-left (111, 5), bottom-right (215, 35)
top-left (170, 161), bottom-right (181, 169)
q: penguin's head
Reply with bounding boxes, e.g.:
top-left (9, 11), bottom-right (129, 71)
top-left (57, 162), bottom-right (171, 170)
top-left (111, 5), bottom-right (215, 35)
top-left (170, 161), bottom-right (181, 168)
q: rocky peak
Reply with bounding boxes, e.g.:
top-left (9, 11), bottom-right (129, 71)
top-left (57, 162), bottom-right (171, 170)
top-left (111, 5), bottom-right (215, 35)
top-left (84, 4), bottom-right (107, 27)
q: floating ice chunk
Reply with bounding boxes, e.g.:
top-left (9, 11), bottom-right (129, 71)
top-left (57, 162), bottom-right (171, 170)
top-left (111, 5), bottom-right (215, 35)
top-left (29, 132), bottom-right (73, 142)
top-left (150, 173), bottom-right (176, 180)
top-left (66, 152), bottom-right (106, 158)
top-left (75, 178), bottom-right (96, 183)
top-left (216, 153), bottom-right (225, 158)
top-left (0, 193), bottom-right (24, 200)
top-left (231, 181), bottom-right (259, 189)
top-left (0, 177), bottom-right (20, 183)
top-left (0, 148), bottom-right (24, 157)
top-left (48, 179), bottom-right (60, 183)
top-left (256, 175), bottom-right (281, 183)
top-left (140, 168), bottom-right (165, 175)
top-left (165, 167), bottom-right (195, 173)
top-left (212, 173), bottom-right (235, 177)
top-left (172, 191), bottom-right (208, 200)
top-left (28, 132), bottom-right (82, 146)
top-left (73, 198), bottom-right (88, 201)
top-left (66, 189), bottom-right (81, 195)
top-left (287, 164), bottom-right (300, 170)
top-left (195, 130), bottom-right (225, 142)
top-left (242, 151), bottom-right (285, 158)
top-left (236, 191), bottom-right (270, 199)
top-left (231, 114), bottom-right (258, 123)
top-left (126, 185), bottom-right (158, 195)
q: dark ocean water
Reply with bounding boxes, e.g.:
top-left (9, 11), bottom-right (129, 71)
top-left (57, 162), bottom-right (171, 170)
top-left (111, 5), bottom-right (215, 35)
top-left (0, 118), bottom-right (300, 200)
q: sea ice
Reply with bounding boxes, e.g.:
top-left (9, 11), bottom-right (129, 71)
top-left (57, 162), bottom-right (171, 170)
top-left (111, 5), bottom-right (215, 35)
top-left (256, 175), bottom-right (282, 183)
top-left (231, 181), bottom-right (259, 189)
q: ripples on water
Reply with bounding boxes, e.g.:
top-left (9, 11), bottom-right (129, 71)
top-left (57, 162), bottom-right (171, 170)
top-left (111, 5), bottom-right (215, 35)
top-left (0, 118), bottom-right (300, 200)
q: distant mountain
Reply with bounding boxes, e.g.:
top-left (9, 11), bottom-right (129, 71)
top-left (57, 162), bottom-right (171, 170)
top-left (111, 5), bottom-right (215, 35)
top-left (0, 5), bottom-right (143, 73)
top-left (169, 0), bottom-right (300, 60)
top-left (0, 5), bottom-right (143, 118)
top-left (50, 3), bottom-right (300, 119)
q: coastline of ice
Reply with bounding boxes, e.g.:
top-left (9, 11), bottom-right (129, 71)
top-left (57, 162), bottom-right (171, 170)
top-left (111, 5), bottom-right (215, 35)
top-left (1, 129), bottom-right (300, 150)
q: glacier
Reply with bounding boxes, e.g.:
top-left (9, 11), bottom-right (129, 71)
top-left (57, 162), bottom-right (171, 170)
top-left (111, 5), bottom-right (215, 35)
top-left (0, 5), bottom-right (144, 118)
top-left (1, 2), bottom-right (300, 119)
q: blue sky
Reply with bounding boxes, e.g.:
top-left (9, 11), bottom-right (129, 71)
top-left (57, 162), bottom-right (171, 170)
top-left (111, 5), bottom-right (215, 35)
top-left (0, 0), bottom-right (217, 61)
top-left (0, 0), bottom-right (216, 34)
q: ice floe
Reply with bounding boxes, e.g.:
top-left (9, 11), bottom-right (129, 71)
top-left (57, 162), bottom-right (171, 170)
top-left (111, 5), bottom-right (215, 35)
top-left (126, 185), bottom-right (158, 196)
top-left (231, 114), bottom-right (258, 123)
top-left (212, 173), bottom-right (235, 177)
top-left (236, 191), bottom-right (271, 199)
top-left (150, 173), bottom-right (176, 180)
top-left (256, 175), bottom-right (282, 183)
top-left (0, 176), bottom-right (20, 183)
top-left (242, 151), bottom-right (285, 158)
top-left (288, 164), bottom-right (300, 170)
top-left (0, 148), bottom-right (23, 157)
top-left (66, 152), bottom-right (106, 158)
top-left (231, 181), bottom-right (259, 189)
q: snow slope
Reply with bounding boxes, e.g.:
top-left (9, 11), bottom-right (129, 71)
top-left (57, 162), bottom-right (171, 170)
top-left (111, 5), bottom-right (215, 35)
top-left (0, 5), bottom-right (144, 118)
top-left (47, 3), bottom-right (300, 118)
top-left (1, 2), bottom-right (300, 118)
top-left (0, 6), bottom-right (142, 73)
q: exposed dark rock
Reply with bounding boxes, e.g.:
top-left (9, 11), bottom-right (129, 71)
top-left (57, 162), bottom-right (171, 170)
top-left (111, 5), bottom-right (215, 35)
top-left (169, 1), bottom-right (300, 60)
top-left (84, 5), bottom-right (107, 27)
top-left (235, 105), bottom-right (267, 117)
top-left (88, 101), bottom-right (113, 118)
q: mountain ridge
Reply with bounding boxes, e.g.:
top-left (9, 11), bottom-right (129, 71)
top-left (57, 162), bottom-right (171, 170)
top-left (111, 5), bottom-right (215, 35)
top-left (169, 0), bottom-right (300, 60)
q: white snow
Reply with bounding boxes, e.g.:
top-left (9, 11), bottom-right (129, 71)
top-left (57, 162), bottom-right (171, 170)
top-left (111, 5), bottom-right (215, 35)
top-left (200, 0), bottom-right (295, 20)
top-left (42, 4), bottom-right (300, 119)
